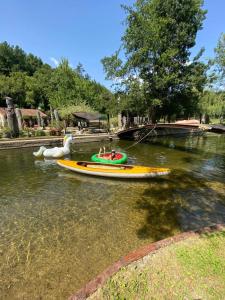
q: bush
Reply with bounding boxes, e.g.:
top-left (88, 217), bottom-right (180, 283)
top-left (19, 131), bottom-right (27, 137)
top-left (34, 130), bottom-right (46, 137)
top-left (49, 127), bottom-right (62, 136)
top-left (0, 127), bottom-right (12, 138)
top-left (110, 117), bottom-right (118, 128)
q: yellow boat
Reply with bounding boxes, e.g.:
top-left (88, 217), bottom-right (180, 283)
top-left (57, 160), bottom-right (170, 179)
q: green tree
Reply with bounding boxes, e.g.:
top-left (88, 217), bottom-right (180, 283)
top-left (198, 90), bottom-right (225, 123)
top-left (210, 33), bottom-right (225, 89)
top-left (47, 59), bottom-right (83, 108)
top-left (0, 74), bottom-right (8, 103)
top-left (102, 0), bottom-right (207, 122)
top-left (0, 42), bottom-right (44, 76)
top-left (28, 65), bottom-right (53, 109)
top-left (0, 72), bottom-right (27, 107)
top-left (117, 78), bottom-right (151, 122)
top-left (47, 59), bottom-right (115, 117)
top-left (0, 42), bottom-right (115, 121)
top-left (86, 81), bottom-right (116, 114)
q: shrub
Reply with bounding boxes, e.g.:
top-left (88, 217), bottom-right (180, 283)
top-left (34, 130), bottom-right (46, 137)
top-left (19, 131), bottom-right (27, 137)
top-left (0, 127), bottom-right (12, 138)
top-left (49, 127), bottom-right (62, 136)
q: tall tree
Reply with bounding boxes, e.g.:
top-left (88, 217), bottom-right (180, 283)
top-left (47, 59), bottom-right (83, 108)
top-left (102, 0), bottom-right (207, 121)
top-left (209, 33), bottom-right (225, 89)
top-left (27, 64), bottom-right (53, 109)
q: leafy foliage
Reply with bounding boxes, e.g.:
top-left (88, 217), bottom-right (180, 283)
top-left (0, 43), bottom-right (114, 118)
top-left (199, 91), bottom-right (225, 119)
top-left (102, 0), bottom-right (207, 121)
top-left (208, 33), bottom-right (225, 89)
top-left (214, 33), bottom-right (225, 78)
top-left (0, 42), bottom-right (43, 76)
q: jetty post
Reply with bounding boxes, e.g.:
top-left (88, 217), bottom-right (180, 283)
top-left (15, 108), bottom-right (23, 130)
top-left (36, 110), bottom-right (41, 127)
top-left (5, 96), bottom-right (19, 137)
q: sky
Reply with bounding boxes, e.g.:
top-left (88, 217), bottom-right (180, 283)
top-left (0, 0), bottom-right (224, 89)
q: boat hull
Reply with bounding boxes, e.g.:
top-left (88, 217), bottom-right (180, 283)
top-left (57, 160), bottom-right (170, 179)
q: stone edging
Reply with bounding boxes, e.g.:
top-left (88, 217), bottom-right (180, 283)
top-left (0, 134), bottom-right (118, 150)
top-left (69, 223), bottom-right (225, 300)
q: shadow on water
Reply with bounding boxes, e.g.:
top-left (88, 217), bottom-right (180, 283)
top-left (135, 169), bottom-right (225, 241)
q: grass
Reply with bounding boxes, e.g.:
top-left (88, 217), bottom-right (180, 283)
top-left (90, 230), bottom-right (225, 300)
top-left (209, 118), bottom-right (224, 125)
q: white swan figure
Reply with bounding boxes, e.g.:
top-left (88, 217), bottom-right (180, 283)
top-left (33, 135), bottom-right (73, 158)
top-left (33, 146), bottom-right (47, 158)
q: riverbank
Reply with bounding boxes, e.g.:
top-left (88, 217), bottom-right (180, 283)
top-left (0, 133), bottom-right (118, 150)
top-left (70, 224), bottom-right (225, 300)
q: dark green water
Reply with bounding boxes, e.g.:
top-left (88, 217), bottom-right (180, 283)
top-left (0, 134), bottom-right (225, 299)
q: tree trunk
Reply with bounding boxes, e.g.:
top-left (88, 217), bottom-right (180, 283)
top-left (36, 110), bottom-right (41, 127)
top-left (6, 97), bottom-right (19, 137)
top-left (118, 113), bottom-right (122, 129)
top-left (151, 110), bottom-right (157, 124)
top-left (107, 114), bottom-right (110, 131)
top-left (148, 107), bottom-right (157, 124)
top-left (15, 108), bottom-right (23, 131)
top-left (54, 109), bottom-right (60, 127)
top-left (126, 111), bottom-right (130, 128)
top-left (50, 106), bottom-right (54, 126)
top-left (63, 120), bottom-right (67, 133)
top-left (148, 108), bottom-right (151, 124)
top-left (203, 114), bottom-right (210, 124)
top-left (205, 114), bottom-right (210, 124)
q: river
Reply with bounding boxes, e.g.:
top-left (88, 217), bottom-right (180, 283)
top-left (0, 133), bottom-right (224, 299)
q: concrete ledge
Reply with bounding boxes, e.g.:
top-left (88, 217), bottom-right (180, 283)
top-left (0, 134), bottom-right (118, 150)
top-left (69, 223), bottom-right (225, 300)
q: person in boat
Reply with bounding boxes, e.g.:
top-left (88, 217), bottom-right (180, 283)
top-left (98, 147), bottom-right (102, 157)
top-left (111, 149), bottom-right (116, 160)
top-left (97, 146), bottom-right (106, 157)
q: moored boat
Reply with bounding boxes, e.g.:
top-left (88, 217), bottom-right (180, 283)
top-left (91, 152), bottom-right (127, 164)
top-left (57, 160), bottom-right (170, 179)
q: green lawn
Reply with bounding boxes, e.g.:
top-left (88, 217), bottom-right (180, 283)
top-left (90, 231), bottom-right (225, 299)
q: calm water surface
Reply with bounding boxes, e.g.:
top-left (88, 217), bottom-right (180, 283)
top-left (0, 134), bottom-right (225, 299)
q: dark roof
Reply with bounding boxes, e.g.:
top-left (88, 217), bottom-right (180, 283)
top-left (73, 112), bottom-right (103, 120)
